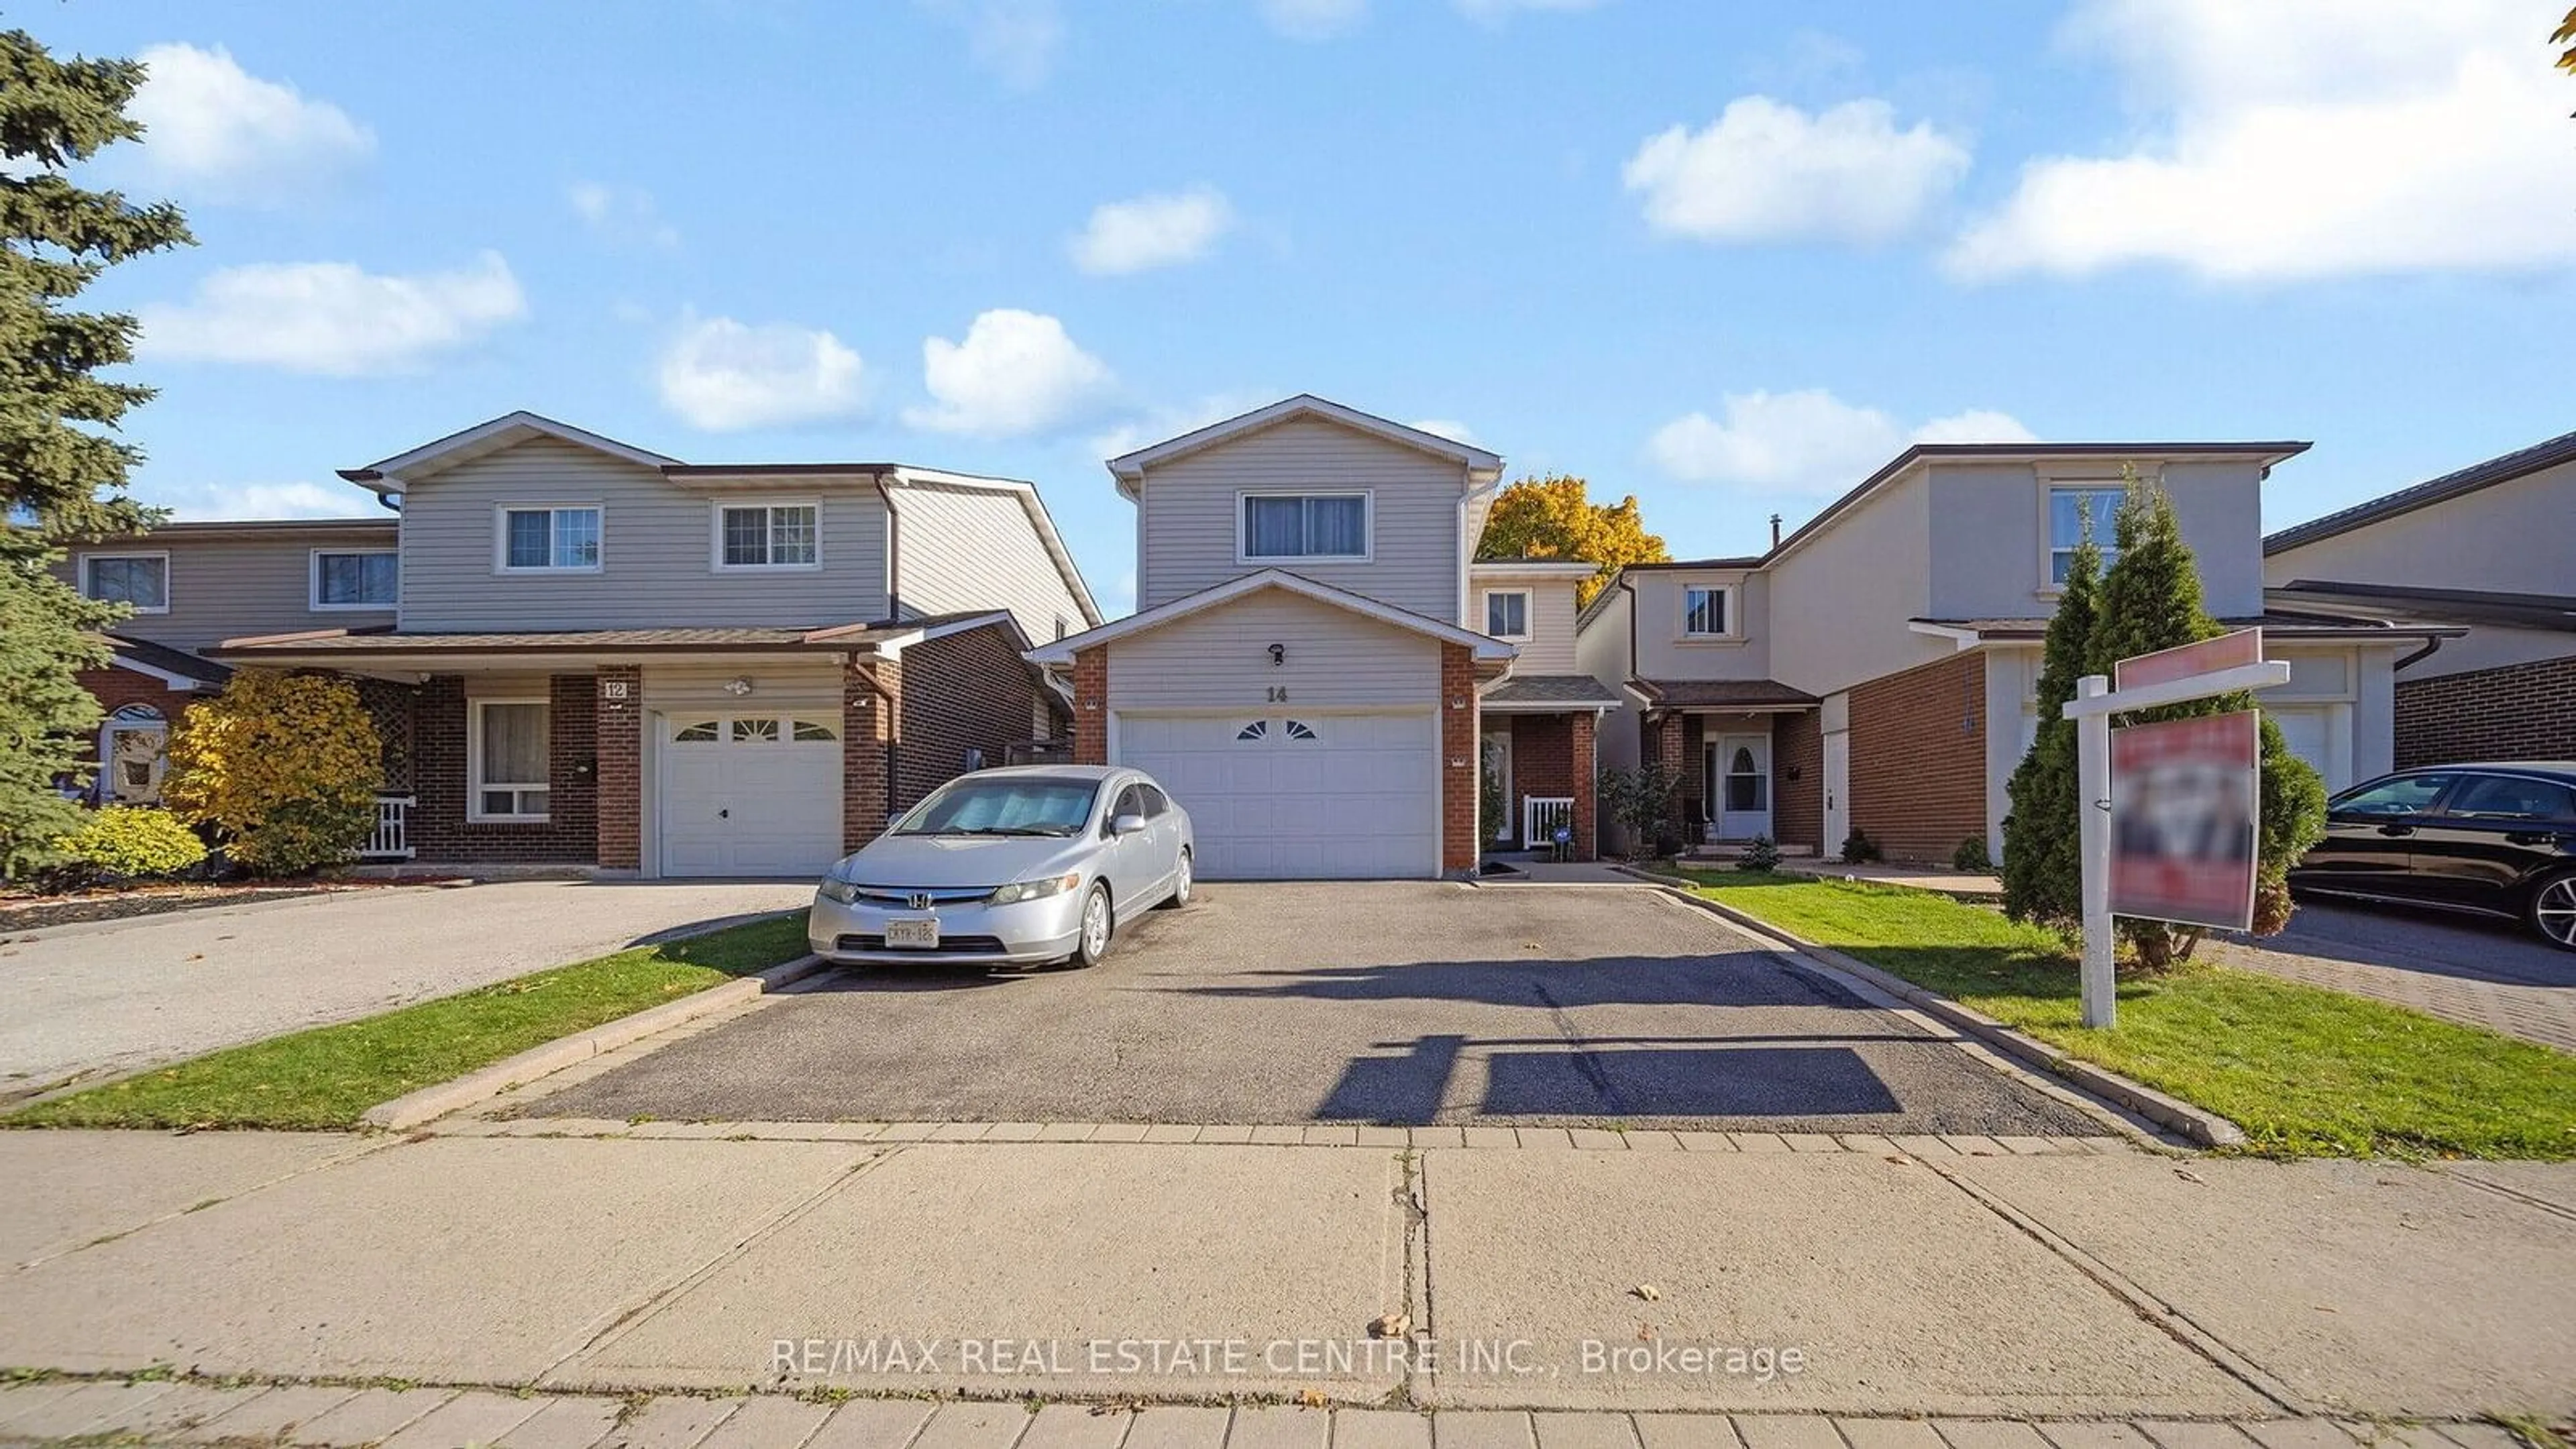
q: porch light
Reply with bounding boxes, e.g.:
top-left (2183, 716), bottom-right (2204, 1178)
top-left (724, 676), bottom-right (754, 697)
top-left (1267, 643), bottom-right (1285, 666)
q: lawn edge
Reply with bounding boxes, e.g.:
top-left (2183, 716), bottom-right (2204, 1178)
top-left (1620, 865), bottom-right (2247, 1149)
top-left (358, 953), bottom-right (830, 1131)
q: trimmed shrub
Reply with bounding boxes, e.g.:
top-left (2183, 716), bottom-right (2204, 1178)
top-left (48, 806), bottom-right (207, 886)
top-left (1951, 835), bottom-right (1993, 873)
top-left (1839, 828), bottom-right (1882, 865)
top-left (165, 669), bottom-right (384, 876)
top-left (1736, 834), bottom-right (1781, 872)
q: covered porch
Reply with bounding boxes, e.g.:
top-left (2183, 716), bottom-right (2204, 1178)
top-left (1477, 675), bottom-right (1618, 861)
top-left (1631, 678), bottom-right (1823, 857)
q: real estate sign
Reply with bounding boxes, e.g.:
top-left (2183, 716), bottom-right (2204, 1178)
top-left (2114, 627), bottom-right (2263, 692)
top-left (2108, 710), bottom-right (2260, 932)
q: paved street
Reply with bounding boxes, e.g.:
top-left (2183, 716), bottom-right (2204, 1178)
top-left (525, 883), bottom-right (2103, 1136)
top-left (0, 1129), bottom-right (2567, 1423)
top-left (0, 879), bottom-right (814, 1100)
top-left (2212, 900), bottom-right (2576, 1053)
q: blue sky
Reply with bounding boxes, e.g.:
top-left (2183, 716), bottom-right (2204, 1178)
top-left (32, 0), bottom-right (2576, 617)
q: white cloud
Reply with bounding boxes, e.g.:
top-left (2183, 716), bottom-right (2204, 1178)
top-left (1410, 418), bottom-right (1480, 445)
top-left (154, 480), bottom-right (382, 522)
top-left (1259, 0), bottom-right (1366, 40)
top-left (930, 0), bottom-right (1065, 89)
top-left (1624, 96), bottom-right (1971, 245)
top-left (1647, 388), bottom-right (2033, 493)
top-left (1947, 0), bottom-right (2576, 280)
top-left (568, 182), bottom-right (679, 249)
top-left (125, 42), bottom-right (372, 202)
top-left (657, 314), bottom-right (867, 432)
top-left (1089, 390), bottom-right (1273, 462)
top-left (906, 309), bottom-right (1115, 437)
top-left (138, 252), bottom-right (526, 376)
top-left (1070, 188), bottom-right (1235, 275)
top-left (1454, 0), bottom-right (1605, 21)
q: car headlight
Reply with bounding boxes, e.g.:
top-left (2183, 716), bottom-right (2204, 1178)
top-left (988, 871), bottom-right (1081, 906)
top-left (816, 879), bottom-right (860, 904)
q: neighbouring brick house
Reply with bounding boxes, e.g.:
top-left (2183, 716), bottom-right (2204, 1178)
top-left (79, 413), bottom-right (1097, 876)
top-left (1579, 443), bottom-right (2457, 863)
top-left (2264, 427), bottom-right (2576, 771)
top-left (1025, 396), bottom-right (1607, 879)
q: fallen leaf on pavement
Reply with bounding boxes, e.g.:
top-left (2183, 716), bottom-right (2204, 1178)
top-left (1632, 1283), bottom-right (1662, 1302)
top-left (1368, 1312), bottom-right (1409, 1339)
top-left (2175, 1169), bottom-right (2206, 1183)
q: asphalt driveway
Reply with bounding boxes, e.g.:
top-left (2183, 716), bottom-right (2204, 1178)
top-left (0, 880), bottom-right (813, 1100)
top-left (525, 881), bottom-right (2103, 1134)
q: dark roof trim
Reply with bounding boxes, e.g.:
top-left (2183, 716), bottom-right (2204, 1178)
top-left (1627, 678), bottom-right (1820, 708)
top-left (2265, 428), bottom-right (2576, 554)
top-left (661, 462), bottom-right (900, 478)
top-left (1608, 556), bottom-right (1766, 572)
top-left (2267, 581), bottom-right (2576, 634)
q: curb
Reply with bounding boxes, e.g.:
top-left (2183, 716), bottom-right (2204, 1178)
top-left (360, 954), bottom-right (832, 1131)
top-left (1629, 869), bottom-right (2245, 1148)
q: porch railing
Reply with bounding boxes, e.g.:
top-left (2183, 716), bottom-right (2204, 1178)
top-left (1522, 796), bottom-right (1576, 852)
top-left (360, 794), bottom-right (415, 861)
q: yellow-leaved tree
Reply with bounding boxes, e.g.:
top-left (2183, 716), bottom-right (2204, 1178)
top-left (1474, 474), bottom-right (1669, 607)
top-left (166, 670), bottom-right (383, 876)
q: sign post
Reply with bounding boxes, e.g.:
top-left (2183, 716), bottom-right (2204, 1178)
top-left (2061, 629), bottom-right (2290, 1030)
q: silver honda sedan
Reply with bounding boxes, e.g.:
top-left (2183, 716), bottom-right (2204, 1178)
top-left (809, 765), bottom-right (1194, 968)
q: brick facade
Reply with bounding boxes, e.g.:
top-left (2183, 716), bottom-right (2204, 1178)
top-left (593, 665), bottom-right (643, 871)
top-left (1071, 646), bottom-right (1108, 766)
top-left (1568, 710), bottom-right (1597, 862)
top-left (1440, 643), bottom-right (1479, 875)
top-left (1653, 711), bottom-right (1686, 837)
top-left (1773, 708), bottom-right (1823, 852)
top-left (843, 654), bottom-right (900, 851)
top-left (1495, 712), bottom-right (1597, 860)
top-left (896, 623), bottom-right (1048, 812)
top-left (410, 674), bottom-right (599, 864)
top-left (1845, 651), bottom-right (1987, 863)
top-left (2394, 654), bottom-right (2576, 769)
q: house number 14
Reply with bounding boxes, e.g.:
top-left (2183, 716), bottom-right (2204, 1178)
top-left (1265, 686), bottom-right (1288, 703)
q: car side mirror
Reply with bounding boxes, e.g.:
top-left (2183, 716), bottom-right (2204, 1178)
top-left (1112, 812), bottom-right (1148, 836)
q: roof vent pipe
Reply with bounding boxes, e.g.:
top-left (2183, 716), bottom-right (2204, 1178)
top-left (1769, 513), bottom-right (1782, 548)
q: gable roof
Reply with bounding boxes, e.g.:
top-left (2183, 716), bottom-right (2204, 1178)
top-left (2264, 427), bottom-right (2576, 554)
top-left (1025, 568), bottom-right (1516, 665)
top-left (338, 411), bottom-right (680, 490)
top-left (1104, 394), bottom-right (1505, 495)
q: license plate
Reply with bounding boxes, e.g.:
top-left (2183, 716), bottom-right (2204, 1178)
top-left (883, 918), bottom-right (940, 949)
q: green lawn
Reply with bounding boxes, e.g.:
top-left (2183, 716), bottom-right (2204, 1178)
top-left (11, 912), bottom-right (808, 1132)
top-left (1673, 869), bottom-right (2576, 1160)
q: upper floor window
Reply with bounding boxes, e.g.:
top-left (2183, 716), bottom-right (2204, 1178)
top-left (1682, 584), bottom-right (1729, 637)
top-left (1485, 590), bottom-right (1530, 639)
top-left (715, 502), bottom-right (818, 570)
top-left (312, 549), bottom-right (397, 609)
top-left (2047, 486), bottom-right (2125, 585)
top-left (1242, 492), bottom-right (1368, 561)
top-left (81, 553), bottom-right (168, 612)
top-left (499, 506), bottom-right (602, 572)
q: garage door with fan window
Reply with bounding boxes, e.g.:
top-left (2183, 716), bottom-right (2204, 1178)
top-left (1116, 710), bottom-right (1436, 879)
top-left (657, 714), bottom-right (844, 877)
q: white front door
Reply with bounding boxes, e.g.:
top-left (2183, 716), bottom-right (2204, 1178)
top-left (1823, 729), bottom-right (1851, 855)
top-left (1116, 710), bottom-right (1438, 879)
top-left (657, 713), bottom-right (845, 877)
top-left (1485, 729), bottom-right (1513, 843)
top-left (1712, 733), bottom-right (1772, 839)
top-left (100, 710), bottom-right (170, 805)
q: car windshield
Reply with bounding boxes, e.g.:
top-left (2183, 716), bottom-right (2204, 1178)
top-left (892, 776), bottom-right (1099, 837)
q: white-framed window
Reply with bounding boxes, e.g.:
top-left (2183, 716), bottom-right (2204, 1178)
top-left (496, 506), bottom-right (602, 573)
top-left (1484, 589), bottom-right (1530, 639)
top-left (311, 549), bottom-right (398, 609)
top-left (80, 552), bottom-right (169, 612)
top-left (468, 698), bottom-right (550, 821)
top-left (2047, 485), bottom-right (2125, 586)
top-left (712, 501), bottom-right (819, 570)
top-left (1240, 492), bottom-right (1369, 562)
top-left (1682, 584), bottom-right (1730, 637)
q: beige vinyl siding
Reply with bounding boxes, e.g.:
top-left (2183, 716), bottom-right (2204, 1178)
top-left (1768, 472), bottom-right (1938, 697)
top-left (641, 659), bottom-right (845, 711)
top-left (61, 529), bottom-right (398, 652)
top-left (1136, 417), bottom-right (1465, 621)
top-left (886, 481), bottom-right (1089, 645)
top-left (396, 438), bottom-right (889, 631)
top-left (1476, 575), bottom-right (1582, 674)
top-left (1106, 588), bottom-right (1438, 710)
top-left (1628, 571), bottom-right (1776, 682)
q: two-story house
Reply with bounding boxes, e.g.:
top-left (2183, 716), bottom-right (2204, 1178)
top-left (2263, 427), bottom-right (2576, 769)
top-left (1025, 395), bottom-right (1619, 879)
top-left (1578, 443), bottom-right (2459, 863)
top-left (90, 411), bottom-right (1106, 877)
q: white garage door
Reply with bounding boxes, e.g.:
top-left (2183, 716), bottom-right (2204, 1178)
top-left (658, 714), bottom-right (844, 877)
top-left (2267, 706), bottom-right (2349, 794)
top-left (1116, 710), bottom-right (1438, 879)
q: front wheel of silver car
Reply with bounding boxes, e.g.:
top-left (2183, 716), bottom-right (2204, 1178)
top-left (2529, 872), bottom-right (2576, 952)
top-left (1160, 849), bottom-right (1193, 910)
top-left (1071, 883), bottom-right (1114, 967)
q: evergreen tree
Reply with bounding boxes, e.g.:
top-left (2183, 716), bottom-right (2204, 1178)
top-left (1999, 521), bottom-right (2100, 927)
top-left (0, 32), bottom-right (194, 873)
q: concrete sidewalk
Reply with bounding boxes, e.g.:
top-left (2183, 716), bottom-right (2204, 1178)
top-left (1, 1130), bottom-right (2569, 1427)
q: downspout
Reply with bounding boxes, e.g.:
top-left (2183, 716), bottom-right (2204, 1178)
top-left (873, 471), bottom-right (901, 622)
top-left (2393, 633), bottom-right (2446, 673)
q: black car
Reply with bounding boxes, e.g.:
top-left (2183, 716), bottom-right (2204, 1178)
top-left (2290, 761), bottom-right (2576, 951)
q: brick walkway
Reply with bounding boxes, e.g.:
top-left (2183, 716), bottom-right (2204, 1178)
top-left (2208, 906), bottom-right (2576, 1055)
top-left (0, 1378), bottom-right (2548, 1449)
